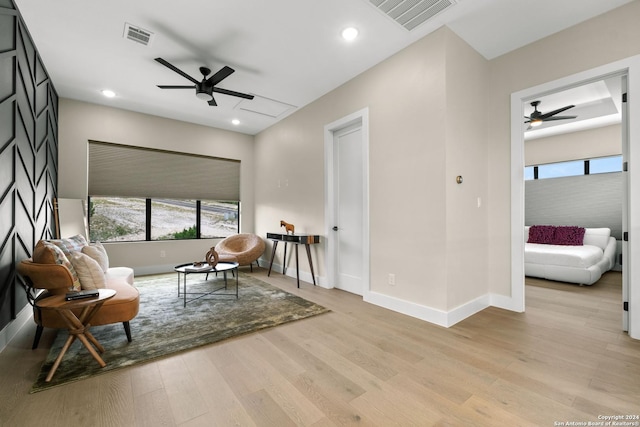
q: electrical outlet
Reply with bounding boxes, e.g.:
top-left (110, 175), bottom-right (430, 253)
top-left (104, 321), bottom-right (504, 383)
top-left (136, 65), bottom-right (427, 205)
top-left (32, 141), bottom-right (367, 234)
top-left (388, 273), bottom-right (396, 286)
top-left (160, 250), bottom-right (166, 258)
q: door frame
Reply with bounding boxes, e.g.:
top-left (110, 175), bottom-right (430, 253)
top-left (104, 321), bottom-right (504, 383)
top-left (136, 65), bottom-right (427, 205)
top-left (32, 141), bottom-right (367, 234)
top-left (324, 108), bottom-right (370, 297)
top-left (510, 55), bottom-right (640, 339)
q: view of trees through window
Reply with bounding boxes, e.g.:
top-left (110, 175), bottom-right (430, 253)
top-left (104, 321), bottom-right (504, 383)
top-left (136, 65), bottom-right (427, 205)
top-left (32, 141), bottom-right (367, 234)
top-left (89, 197), bottom-right (239, 242)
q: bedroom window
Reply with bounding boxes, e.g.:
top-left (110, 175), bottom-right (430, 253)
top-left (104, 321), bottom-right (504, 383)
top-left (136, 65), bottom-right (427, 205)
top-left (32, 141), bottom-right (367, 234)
top-left (589, 155), bottom-right (622, 174)
top-left (524, 166), bottom-right (535, 180)
top-left (526, 155), bottom-right (623, 180)
top-left (87, 141), bottom-right (241, 242)
top-left (537, 159), bottom-right (584, 179)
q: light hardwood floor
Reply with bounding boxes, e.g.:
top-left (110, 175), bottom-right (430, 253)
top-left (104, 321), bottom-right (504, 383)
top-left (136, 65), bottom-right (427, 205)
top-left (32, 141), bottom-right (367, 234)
top-left (1, 269), bottom-right (638, 426)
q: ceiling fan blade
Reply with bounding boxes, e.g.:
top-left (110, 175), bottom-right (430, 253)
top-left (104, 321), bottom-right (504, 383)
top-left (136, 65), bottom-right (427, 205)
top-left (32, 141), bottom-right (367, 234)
top-left (206, 66), bottom-right (235, 86)
top-left (542, 115), bottom-right (577, 121)
top-left (208, 97), bottom-right (218, 107)
top-left (157, 85), bottom-right (196, 89)
top-left (154, 58), bottom-right (199, 85)
top-left (212, 87), bottom-right (254, 100)
top-left (539, 105), bottom-right (575, 120)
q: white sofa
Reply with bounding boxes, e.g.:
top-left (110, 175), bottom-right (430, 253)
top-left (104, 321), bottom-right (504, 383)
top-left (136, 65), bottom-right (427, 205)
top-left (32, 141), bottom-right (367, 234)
top-left (525, 226), bottom-right (616, 285)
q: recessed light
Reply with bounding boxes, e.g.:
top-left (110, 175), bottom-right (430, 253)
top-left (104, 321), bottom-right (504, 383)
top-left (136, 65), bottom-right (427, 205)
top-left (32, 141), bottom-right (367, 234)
top-left (341, 27), bottom-right (358, 41)
top-left (231, 119), bottom-right (240, 126)
top-left (101, 89), bottom-right (116, 98)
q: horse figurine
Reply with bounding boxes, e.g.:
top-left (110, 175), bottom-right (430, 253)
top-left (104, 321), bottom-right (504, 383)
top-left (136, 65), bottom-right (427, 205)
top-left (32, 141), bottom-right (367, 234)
top-left (280, 220), bottom-right (295, 235)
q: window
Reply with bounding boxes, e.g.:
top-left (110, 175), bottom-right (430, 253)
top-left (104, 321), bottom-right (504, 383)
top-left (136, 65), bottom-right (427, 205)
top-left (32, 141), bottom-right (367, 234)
top-left (537, 160), bottom-right (584, 179)
top-left (524, 166), bottom-right (535, 180)
top-left (590, 155), bottom-right (623, 174)
top-left (151, 199), bottom-right (197, 240)
top-left (87, 141), bottom-right (240, 242)
top-left (89, 197), bottom-right (146, 242)
top-left (526, 155), bottom-right (623, 180)
top-left (201, 201), bottom-right (239, 239)
top-left (89, 197), bottom-right (239, 242)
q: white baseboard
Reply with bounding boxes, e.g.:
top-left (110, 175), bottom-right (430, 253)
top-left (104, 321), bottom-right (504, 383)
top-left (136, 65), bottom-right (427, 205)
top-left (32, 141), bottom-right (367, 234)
top-left (365, 291), bottom-right (449, 326)
top-left (364, 291), bottom-right (519, 328)
top-left (0, 304), bottom-right (33, 354)
top-left (490, 293), bottom-right (523, 312)
top-left (448, 294), bottom-right (492, 326)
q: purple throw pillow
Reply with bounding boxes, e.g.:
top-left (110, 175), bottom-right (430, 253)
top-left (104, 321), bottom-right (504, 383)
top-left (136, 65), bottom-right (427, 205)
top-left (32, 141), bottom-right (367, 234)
top-left (528, 225), bottom-right (556, 244)
top-left (553, 226), bottom-right (585, 246)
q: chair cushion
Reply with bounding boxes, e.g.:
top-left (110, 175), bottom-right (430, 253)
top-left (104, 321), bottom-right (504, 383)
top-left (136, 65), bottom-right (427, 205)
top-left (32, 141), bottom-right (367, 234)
top-left (33, 241), bottom-right (81, 291)
top-left (106, 267), bottom-right (134, 286)
top-left (69, 251), bottom-right (106, 290)
top-left (82, 242), bottom-right (109, 273)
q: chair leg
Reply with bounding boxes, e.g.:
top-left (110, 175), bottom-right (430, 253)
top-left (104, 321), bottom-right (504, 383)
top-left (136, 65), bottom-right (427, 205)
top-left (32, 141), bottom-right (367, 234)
top-left (250, 262), bottom-right (253, 272)
top-left (32, 325), bottom-right (44, 350)
top-left (123, 321), bottom-right (132, 342)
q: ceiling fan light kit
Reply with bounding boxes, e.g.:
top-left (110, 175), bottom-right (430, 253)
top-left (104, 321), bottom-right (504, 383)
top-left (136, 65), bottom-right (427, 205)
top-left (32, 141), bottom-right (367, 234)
top-left (154, 57), bottom-right (254, 107)
top-left (195, 88), bottom-right (214, 101)
top-left (524, 100), bottom-right (577, 128)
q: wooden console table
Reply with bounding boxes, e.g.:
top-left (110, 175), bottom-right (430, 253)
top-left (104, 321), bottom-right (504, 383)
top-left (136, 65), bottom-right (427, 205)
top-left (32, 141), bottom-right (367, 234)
top-left (35, 289), bottom-right (115, 382)
top-left (267, 232), bottom-right (320, 288)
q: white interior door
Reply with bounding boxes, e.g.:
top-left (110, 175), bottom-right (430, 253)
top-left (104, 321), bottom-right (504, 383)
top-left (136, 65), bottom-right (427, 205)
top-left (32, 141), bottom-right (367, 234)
top-left (333, 123), bottom-right (364, 295)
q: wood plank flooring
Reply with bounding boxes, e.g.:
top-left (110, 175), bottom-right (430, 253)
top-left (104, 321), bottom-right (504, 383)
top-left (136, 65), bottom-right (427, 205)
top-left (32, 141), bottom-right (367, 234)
top-left (1, 269), bottom-right (638, 426)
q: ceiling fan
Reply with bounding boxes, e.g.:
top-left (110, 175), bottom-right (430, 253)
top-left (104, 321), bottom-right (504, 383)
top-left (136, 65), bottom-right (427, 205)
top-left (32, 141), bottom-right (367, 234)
top-left (154, 57), bottom-right (254, 106)
top-left (524, 100), bottom-right (577, 127)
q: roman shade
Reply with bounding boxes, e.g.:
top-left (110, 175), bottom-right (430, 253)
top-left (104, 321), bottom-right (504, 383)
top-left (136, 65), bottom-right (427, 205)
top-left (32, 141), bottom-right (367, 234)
top-left (88, 141), bottom-right (240, 201)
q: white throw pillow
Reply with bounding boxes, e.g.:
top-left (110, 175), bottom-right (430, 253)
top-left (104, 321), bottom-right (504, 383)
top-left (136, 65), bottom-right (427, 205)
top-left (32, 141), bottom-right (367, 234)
top-left (70, 251), bottom-right (106, 290)
top-left (82, 242), bottom-right (109, 273)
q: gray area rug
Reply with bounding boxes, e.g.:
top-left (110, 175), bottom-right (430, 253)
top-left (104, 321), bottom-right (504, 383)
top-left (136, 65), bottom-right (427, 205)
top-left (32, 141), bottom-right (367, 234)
top-left (31, 272), bottom-right (329, 393)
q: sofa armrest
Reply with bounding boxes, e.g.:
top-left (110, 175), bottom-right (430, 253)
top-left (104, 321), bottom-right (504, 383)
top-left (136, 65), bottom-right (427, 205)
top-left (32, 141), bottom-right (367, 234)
top-left (603, 236), bottom-right (617, 271)
top-left (17, 259), bottom-right (73, 295)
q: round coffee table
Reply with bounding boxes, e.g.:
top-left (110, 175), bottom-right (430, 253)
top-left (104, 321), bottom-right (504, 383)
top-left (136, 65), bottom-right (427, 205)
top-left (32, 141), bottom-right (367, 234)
top-left (174, 261), bottom-right (239, 307)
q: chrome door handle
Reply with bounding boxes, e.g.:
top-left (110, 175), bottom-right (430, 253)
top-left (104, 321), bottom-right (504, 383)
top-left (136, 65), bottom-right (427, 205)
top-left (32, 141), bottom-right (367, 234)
top-left (332, 226), bottom-right (339, 231)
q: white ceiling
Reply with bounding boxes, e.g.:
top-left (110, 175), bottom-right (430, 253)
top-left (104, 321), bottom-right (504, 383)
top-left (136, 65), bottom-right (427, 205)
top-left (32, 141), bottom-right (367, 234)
top-left (524, 77), bottom-right (623, 140)
top-left (15, 0), bottom-right (632, 135)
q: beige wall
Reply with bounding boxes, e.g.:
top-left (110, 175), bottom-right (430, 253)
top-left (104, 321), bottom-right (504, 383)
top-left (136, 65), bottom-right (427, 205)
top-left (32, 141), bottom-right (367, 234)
top-left (487, 1), bottom-right (640, 296)
top-left (525, 124), bottom-right (621, 166)
top-left (58, 99), bottom-right (255, 273)
top-left (255, 27), bottom-right (489, 315)
top-left (444, 30), bottom-right (489, 310)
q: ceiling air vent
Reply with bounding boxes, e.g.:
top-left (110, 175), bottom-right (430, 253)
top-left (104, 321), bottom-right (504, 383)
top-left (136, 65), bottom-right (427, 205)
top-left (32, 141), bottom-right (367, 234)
top-left (123, 23), bottom-right (154, 46)
top-left (368, 0), bottom-right (456, 31)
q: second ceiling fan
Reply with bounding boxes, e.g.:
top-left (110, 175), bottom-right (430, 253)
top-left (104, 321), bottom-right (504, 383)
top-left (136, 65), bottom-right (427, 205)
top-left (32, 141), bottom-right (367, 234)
top-left (524, 100), bottom-right (577, 127)
top-left (154, 57), bottom-right (254, 106)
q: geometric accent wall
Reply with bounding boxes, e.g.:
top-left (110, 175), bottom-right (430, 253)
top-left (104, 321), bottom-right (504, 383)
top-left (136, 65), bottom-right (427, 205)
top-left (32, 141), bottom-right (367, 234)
top-left (0, 0), bottom-right (58, 332)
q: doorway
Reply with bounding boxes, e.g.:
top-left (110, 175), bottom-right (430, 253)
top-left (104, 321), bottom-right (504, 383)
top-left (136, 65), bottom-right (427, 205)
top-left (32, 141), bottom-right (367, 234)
top-left (521, 75), bottom-right (627, 328)
top-left (324, 108), bottom-right (370, 296)
top-left (510, 55), bottom-right (640, 339)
